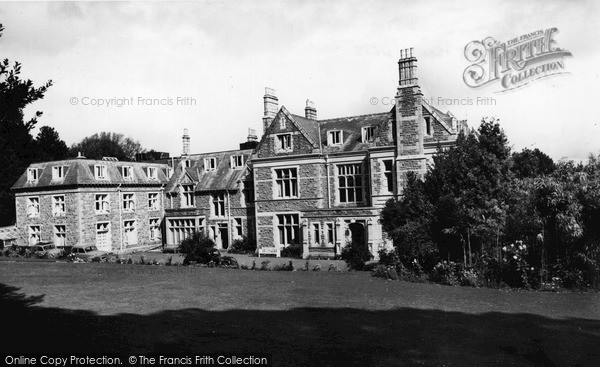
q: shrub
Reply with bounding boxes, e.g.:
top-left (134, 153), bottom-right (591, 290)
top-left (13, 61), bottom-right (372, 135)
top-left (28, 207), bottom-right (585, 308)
top-left (328, 263), bottom-right (340, 272)
top-left (219, 256), bottom-right (239, 269)
top-left (273, 260), bottom-right (294, 271)
top-left (312, 264), bottom-right (321, 271)
top-left (341, 241), bottom-right (373, 270)
top-left (260, 260), bottom-right (270, 271)
top-left (372, 265), bottom-right (399, 280)
top-left (227, 236), bottom-right (257, 254)
top-left (281, 245), bottom-right (302, 259)
top-left (178, 231), bottom-right (218, 265)
top-left (459, 269), bottom-right (480, 287)
top-left (430, 261), bottom-right (462, 285)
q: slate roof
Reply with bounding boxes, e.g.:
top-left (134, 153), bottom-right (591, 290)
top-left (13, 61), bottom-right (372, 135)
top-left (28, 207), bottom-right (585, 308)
top-left (165, 149), bottom-right (253, 193)
top-left (318, 111), bottom-right (393, 153)
top-left (0, 226), bottom-right (17, 241)
top-left (11, 159), bottom-right (170, 191)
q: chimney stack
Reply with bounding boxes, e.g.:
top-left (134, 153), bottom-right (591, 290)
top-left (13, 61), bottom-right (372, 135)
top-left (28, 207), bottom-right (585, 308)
top-left (398, 47), bottom-right (418, 86)
top-left (305, 99), bottom-right (317, 120)
top-left (263, 87), bottom-right (278, 134)
top-left (240, 128), bottom-right (260, 150)
top-left (182, 128), bottom-right (190, 156)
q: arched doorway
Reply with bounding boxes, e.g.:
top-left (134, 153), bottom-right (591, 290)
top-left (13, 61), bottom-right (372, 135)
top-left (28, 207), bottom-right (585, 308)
top-left (348, 222), bottom-right (366, 245)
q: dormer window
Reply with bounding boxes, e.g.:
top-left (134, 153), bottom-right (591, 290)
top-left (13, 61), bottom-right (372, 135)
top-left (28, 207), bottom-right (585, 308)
top-left (94, 165), bottom-right (107, 180)
top-left (147, 167), bottom-right (157, 180)
top-left (167, 167), bottom-right (173, 179)
top-left (204, 158), bottom-right (217, 171)
top-left (182, 159), bottom-right (190, 168)
top-left (122, 166), bottom-right (133, 180)
top-left (362, 126), bottom-right (375, 142)
top-left (52, 166), bottom-right (66, 180)
top-left (328, 130), bottom-right (342, 146)
top-left (27, 168), bottom-right (39, 182)
top-left (231, 155), bottom-right (243, 170)
top-left (276, 134), bottom-right (292, 151)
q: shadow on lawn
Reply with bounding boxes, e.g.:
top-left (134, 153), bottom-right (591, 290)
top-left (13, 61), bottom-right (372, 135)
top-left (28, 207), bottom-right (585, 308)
top-left (1, 283), bottom-right (599, 367)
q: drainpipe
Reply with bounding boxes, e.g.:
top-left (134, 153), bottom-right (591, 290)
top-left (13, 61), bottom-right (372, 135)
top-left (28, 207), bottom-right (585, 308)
top-left (117, 184), bottom-right (123, 253)
top-left (160, 184), bottom-right (165, 248)
top-left (226, 190), bottom-right (232, 249)
top-left (325, 154), bottom-right (331, 209)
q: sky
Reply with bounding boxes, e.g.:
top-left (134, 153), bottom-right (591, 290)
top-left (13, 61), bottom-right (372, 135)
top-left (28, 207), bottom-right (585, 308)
top-left (1, 0), bottom-right (599, 162)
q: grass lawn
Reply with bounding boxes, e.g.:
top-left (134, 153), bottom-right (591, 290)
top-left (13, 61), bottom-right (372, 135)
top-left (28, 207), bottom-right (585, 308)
top-left (1, 261), bottom-right (599, 366)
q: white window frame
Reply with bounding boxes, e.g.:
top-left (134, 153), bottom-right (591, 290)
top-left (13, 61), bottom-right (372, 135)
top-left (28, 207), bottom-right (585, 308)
top-left (276, 134), bottom-right (292, 152)
top-left (26, 196), bottom-right (40, 218)
top-left (147, 166), bottom-right (157, 180)
top-left (181, 184), bottom-right (195, 208)
top-left (149, 218), bottom-right (161, 241)
top-left (231, 155), bottom-right (244, 170)
top-left (95, 194), bottom-right (110, 214)
top-left (52, 195), bottom-right (65, 216)
top-left (122, 166), bottom-right (133, 180)
top-left (279, 115), bottom-right (286, 129)
top-left (167, 167), bottom-right (173, 179)
top-left (148, 192), bottom-right (160, 211)
top-left (28, 225), bottom-right (41, 246)
top-left (425, 116), bottom-right (432, 136)
top-left (382, 159), bottom-right (394, 193)
top-left (337, 163), bottom-right (364, 203)
top-left (213, 192), bottom-right (226, 217)
top-left (27, 168), bottom-right (39, 182)
top-left (362, 126), bottom-right (375, 142)
top-left (94, 165), bottom-right (107, 180)
top-left (328, 130), bottom-right (342, 145)
top-left (122, 193), bottom-right (135, 212)
top-left (325, 222), bottom-right (335, 246)
top-left (54, 225), bottom-right (66, 247)
top-left (204, 158), bottom-right (217, 171)
top-left (123, 219), bottom-right (138, 246)
top-left (274, 167), bottom-right (298, 199)
top-left (96, 222), bottom-right (110, 250)
top-left (52, 166), bottom-right (66, 180)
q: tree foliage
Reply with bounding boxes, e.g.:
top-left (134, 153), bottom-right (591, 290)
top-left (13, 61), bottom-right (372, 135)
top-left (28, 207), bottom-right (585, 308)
top-left (35, 126), bottom-right (69, 162)
top-left (70, 132), bottom-right (145, 161)
top-left (0, 24), bottom-right (53, 225)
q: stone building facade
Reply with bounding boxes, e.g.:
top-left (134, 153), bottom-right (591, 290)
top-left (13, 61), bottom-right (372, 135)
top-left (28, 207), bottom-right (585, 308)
top-left (11, 158), bottom-right (170, 252)
top-left (11, 51), bottom-right (467, 258)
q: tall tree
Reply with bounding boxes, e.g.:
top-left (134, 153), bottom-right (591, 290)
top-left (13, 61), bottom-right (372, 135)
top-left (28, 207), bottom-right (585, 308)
top-left (0, 24), bottom-right (53, 225)
top-left (70, 132), bottom-right (145, 161)
top-left (511, 148), bottom-right (555, 179)
top-left (35, 126), bottom-right (69, 162)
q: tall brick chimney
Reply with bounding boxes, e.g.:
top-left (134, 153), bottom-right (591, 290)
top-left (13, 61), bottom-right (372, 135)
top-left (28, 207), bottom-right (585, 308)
top-left (394, 48), bottom-right (427, 194)
top-left (305, 99), bottom-right (317, 120)
top-left (263, 87), bottom-right (278, 134)
top-left (182, 128), bottom-right (190, 156)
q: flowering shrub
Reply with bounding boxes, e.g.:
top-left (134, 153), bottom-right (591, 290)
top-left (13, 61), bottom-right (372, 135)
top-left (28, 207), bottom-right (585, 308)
top-left (430, 261), bottom-right (462, 285)
top-left (372, 264), bottom-right (399, 280)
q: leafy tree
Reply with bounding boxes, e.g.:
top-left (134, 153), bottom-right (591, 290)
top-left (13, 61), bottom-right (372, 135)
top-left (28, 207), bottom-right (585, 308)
top-left (70, 132), bottom-right (145, 161)
top-left (0, 24), bottom-right (53, 225)
top-left (35, 126), bottom-right (69, 162)
top-left (511, 148), bottom-right (555, 178)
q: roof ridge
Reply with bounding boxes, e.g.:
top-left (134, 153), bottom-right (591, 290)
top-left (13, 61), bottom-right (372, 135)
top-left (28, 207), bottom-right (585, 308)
top-left (317, 111), bottom-right (390, 122)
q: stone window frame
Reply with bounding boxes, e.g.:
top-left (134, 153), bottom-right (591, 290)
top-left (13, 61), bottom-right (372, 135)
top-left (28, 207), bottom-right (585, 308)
top-left (26, 196), bottom-right (40, 218)
top-left (336, 163), bottom-right (364, 204)
top-left (52, 195), bottom-right (66, 216)
top-left (324, 222), bottom-right (336, 246)
top-left (54, 225), bottom-right (66, 247)
top-left (272, 165), bottom-right (299, 199)
top-left (424, 116), bottom-right (433, 136)
top-left (310, 222), bottom-right (321, 246)
top-left (122, 193), bottom-right (136, 212)
top-left (382, 159), bottom-right (395, 193)
top-left (276, 213), bottom-right (300, 247)
top-left (167, 217), bottom-right (198, 245)
top-left (166, 167), bottom-right (173, 179)
top-left (275, 133), bottom-right (292, 152)
top-left (233, 217), bottom-right (243, 238)
top-left (95, 193), bottom-right (110, 214)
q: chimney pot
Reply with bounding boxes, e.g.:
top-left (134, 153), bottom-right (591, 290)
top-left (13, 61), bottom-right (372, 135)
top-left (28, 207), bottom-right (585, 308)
top-left (305, 99), bottom-right (317, 120)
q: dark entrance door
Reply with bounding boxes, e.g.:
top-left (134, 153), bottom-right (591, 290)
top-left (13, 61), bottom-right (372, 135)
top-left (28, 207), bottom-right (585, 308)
top-left (349, 222), bottom-right (366, 245)
top-left (218, 223), bottom-right (229, 250)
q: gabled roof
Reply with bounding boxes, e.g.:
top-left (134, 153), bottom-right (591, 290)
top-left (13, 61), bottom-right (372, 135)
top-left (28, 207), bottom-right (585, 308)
top-left (0, 225), bottom-right (17, 241)
top-left (165, 149), bottom-right (253, 193)
top-left (11, 159), bottom-right (170, 191)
